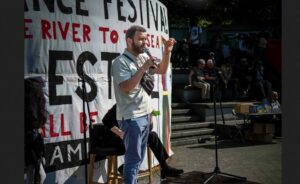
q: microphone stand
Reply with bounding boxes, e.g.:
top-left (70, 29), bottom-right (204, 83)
top-left (78, 63), bottom-right (93, 184)
top-left (204, 82), bottom-right (246, 184)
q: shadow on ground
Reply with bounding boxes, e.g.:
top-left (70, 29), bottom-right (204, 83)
top-left (186, 140), bottom-right (278, 150)
top-left (161, 171), bottom-right (261, 184)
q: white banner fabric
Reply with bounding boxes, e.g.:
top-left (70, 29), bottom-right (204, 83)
top-left (24, 0), bottom-right (172, 183)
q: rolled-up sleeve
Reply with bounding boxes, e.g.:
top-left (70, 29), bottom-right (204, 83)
top-left (112, 57), bottom-right (133, 85)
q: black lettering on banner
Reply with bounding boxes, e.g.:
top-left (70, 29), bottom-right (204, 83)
top-left (25, 0), bottom-right (88, 15)
top-left (43, 0), bottom-right (55, 12)
top-left (103, 0), bottom-right (112, 19)
top-left (33, 0), bottom-right (41, 11)
top-left (44, 139), bottom-right (88, 172)
top-left (57, 0), bottom-right (72, 14)
top-left (117, 0), bottom-right (126, 22)
top-left (48, 50), bottom-right (73, 105)
top-left (128, 0), bottom-right (137, 23)
top-left (101, 52), bottom-right (120, 99)
top-left (139, 0), bottom-right (143, 25)
top-left (76, 0), bottom-right (89, 16)
top-left (24, 0), bottom-right (29, 11)
top-left (75, 51), bottom-right (98, 102)
top-left (146, 0), bottom-right (150, 28)
top-left (150, 0), bottom-right (158, 31)
top-left (160, 7), bottom-right (168, 34)
top-left (24, 0), bottom-right (54, 12)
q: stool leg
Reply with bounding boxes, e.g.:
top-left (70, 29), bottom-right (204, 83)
top-left (147, 147), bottom-right (152, 184)
top-left (89, 154), bottom-right (96, 184)
top-left (107, 156), bottom-right (113, 184)
top-left (113, 156), bottom-right (119, 184)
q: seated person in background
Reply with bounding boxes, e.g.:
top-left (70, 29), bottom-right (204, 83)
top-left (251, 55), bottom-right (272, 100)
top-left (269, 91), bottom-right (281, 113)
top-left (234, 57), bottom-right (253, 98)
top-left (171, 38), bottom-right (189, 69)
top-left (188, 58), bottom-right (210, 100)
top-left (220, 60), bottom-right (240, 101)
top-left (177, 38), bottom-right (190, 68)
top-left (204, 58), bottom-right (222, 99)
top-left (260, 91), bottom-right (282, 137)
top-left (102, 104), bottom-right (184, 179)
top-left (261, 91), bottom-right (281, 113)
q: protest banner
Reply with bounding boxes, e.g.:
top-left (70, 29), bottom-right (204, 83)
top-left (24, 0), bottom-right (172, 183)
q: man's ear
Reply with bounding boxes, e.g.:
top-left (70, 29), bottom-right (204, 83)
top-left (126, 38), bottom-right (132, 46)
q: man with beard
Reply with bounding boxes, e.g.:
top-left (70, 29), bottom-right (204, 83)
top-left (111, 25), bottom-right (176, 184)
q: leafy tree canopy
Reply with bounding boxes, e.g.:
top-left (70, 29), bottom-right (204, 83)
top-left (161, 0), bottom-right (281, 28)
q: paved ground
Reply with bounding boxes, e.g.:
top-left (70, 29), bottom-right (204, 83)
top-left (139, 138), bottom-right (282, 184)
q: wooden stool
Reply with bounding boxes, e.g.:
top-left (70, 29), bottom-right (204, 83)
top-left (88, 124), bottom-right (125, 184)
top-left (88, 124), bottom-right (154, 184)
top-left (88, 146), bottom-right (125, 184)
top-left (107, 146), bottom-right (153, 184)
top-left (89, 153), bottom-right (104, 184)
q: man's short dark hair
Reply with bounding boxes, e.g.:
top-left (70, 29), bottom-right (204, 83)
top-left (126, 25), bottom-right (146, 39)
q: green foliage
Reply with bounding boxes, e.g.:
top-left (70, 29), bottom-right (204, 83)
top-left (222, 19), bottom-right (233, 26)
top-left (198, 19), bottom-right (212, 28)
top-left (163, 0), bottom-right (281, 27)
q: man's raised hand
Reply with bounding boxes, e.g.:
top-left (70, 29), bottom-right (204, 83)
top-left (162, 36), bottom-right (176, 55)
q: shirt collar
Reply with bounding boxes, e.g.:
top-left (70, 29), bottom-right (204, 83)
top-left (124, 49), bottom-right (138, 62)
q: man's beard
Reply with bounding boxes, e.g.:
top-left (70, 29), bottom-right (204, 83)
top-left (132, 42), bottom-right (145, 54)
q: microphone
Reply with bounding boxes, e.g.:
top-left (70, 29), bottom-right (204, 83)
top-left (143, 48), bottom-right (154, 60)
top-left (144, 48), bottom-right (158, 75)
